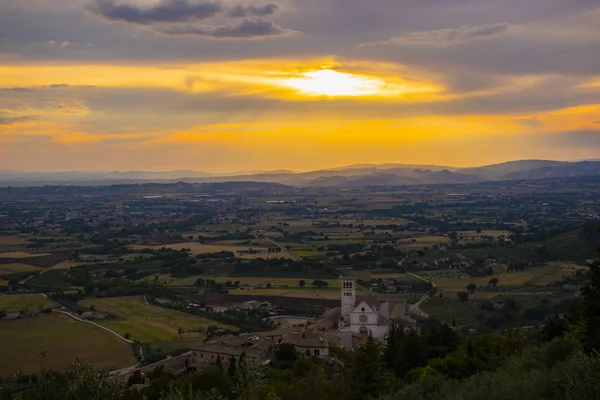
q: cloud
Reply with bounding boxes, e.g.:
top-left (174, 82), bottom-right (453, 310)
top-left (85, 0), bottom-right (281, 26)
top-left (156, 18), bottom-right (298, 39)
top-left (514, 117), bottom-right (542, 129)
top-left (59, 41), bottom-right (71, 47)
top-left (368, 23), bottom-right (511, 46)
top-left (545, 130), bottom-right (600, 148)
top-left (0, 116), bottom-right (38, 125)
top-left (86, 0), bottom-right (224, 24)
top-left (86, 43), bottom-right (94, 48)
top-left (227, 3), bottom-right (278, 17)
top-left (47, 40), bottom-right (57, 46)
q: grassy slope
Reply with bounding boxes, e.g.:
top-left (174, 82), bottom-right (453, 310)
top-left (0, 294), bottom-right (57, 312)
top-left (0, 313), bottom-right (135, 376)
top-left (78, 296), bottom-right (236, 343)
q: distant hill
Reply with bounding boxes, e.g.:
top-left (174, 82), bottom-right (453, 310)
top-left (503, 161), bottom-right (600, 180)
top-left (1, 160), bottom-right (599, 187)
top-left (461, 160), bottom-right (566, 179)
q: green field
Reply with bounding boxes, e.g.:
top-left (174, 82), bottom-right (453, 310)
top-left (0, 313), bottom-right (135, 376)
top-left (0, 294), bottom-right (57, 312)
top-left (78, 296), bottom-right (236, 344)
top-left (29, 270), bottom-right (72, 288)
top-left (0, 263), bottom-right (42, 274)
top-left (417, 264), bottom-right (580, 293)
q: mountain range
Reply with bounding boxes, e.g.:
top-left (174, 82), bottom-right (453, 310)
top-left (1, 160), bottom-right (599, 187)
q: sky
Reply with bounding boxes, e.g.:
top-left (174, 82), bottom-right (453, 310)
top-left (0, 0), bottom-right (599, 172)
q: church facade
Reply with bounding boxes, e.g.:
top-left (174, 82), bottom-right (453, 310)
top-left (337, 277), bottom-right (417, 349)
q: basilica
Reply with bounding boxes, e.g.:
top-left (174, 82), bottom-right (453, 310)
top-left (337, 277), bottom-right (418, 349)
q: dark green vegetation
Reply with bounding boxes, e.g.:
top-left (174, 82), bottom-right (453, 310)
top-left (2, 273), bottom-right (600, 400)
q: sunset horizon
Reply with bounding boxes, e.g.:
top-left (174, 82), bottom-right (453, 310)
top-left (1, 0), bottom-right (599, 172)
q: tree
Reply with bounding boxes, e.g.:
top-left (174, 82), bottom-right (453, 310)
top-left (227, 356), bottom-right (237, 376)
top-left (299, 280), bottom-right (306, 288)
top-left (542, 314), bottom-right (568, 342)
top-left (349, 335), bottom-right (388, 400)
top-left (123, 332), bottom-right (131, 340)
top-left (582, 235), bottom-right (600, 352)
top-left (489, 277), bottom-right (499, 287)
top-left (466, 283), bottom-right (477, 294)
top-left (215, 355), bottom-right (223, 369)
top-left (83, 282), bottom-right (95, 296)
top-left (275, 343), bottom-right (298, 363)
top-left (266, 283), bottom-right (272, 288)
top-left (457, 292), bottom-right (469, 302)
top-left (312, 279), bottom-right (328, 288)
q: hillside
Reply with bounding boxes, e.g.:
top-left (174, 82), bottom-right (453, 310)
top-left (2, 160), bottom-right (599, 187)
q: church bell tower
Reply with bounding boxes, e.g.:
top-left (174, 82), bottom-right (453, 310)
top-left (341, 277), bottom-right (356, 319)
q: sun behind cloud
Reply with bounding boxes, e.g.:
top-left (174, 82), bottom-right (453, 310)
top-left (281, 69), bottom-right (385, 96)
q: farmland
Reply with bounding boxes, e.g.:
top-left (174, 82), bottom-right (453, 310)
top-left (78, 296), bottom-right (237, 344)
top-left (0, 294), bottom-right (57, 312)
top-left (0, 313), bottom-right (135, 376)
top-left (416, 263), bottom-right (584, 294)
top-left (0, 263), bottom-right (42, 275)
top-left (128, 242), bottom-right (284, 259)
top-left (0, 252), bottom-right (51, 259)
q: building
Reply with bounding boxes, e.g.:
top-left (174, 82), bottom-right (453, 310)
top-left (337, 277), bottom-right (418, 349)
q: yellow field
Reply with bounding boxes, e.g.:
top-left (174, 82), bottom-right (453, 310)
top-left (0, 263), bottom-right (43, 273)
top-left (401, 236), bottom-right (450, 249)
top-left (0, 252), bottom-right (51, 259)
top-left (0, 294), bottom-right (57, 312)
top-left (128, 242), bottom-right (283, 259)
top-left (0, 280), bottom-right (7, 287)
top-left (0, 236), bottom-right (29, 245)
top-left (0, 313), bottom-right (135, 376)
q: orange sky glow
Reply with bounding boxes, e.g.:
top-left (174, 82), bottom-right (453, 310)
top-left (1, 0), bottom-right (599, 172)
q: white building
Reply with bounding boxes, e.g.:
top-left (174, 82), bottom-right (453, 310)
top-left (338, 277), bottom-right (417, 349)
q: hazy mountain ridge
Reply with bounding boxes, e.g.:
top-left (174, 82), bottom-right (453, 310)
top-left (1, 160), bottom-right (599, 187)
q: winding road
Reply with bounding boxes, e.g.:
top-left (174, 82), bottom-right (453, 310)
top-left (51, 307), bottom-right (144, 372)
top-left (398, 257), bottom-right (436, 319)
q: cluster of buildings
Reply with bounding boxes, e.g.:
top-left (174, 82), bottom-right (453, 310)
top-left (116, 278), bottom-right (419, 383)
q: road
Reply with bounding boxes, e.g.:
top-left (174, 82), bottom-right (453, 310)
top-left (266, 238), bottom-right (298, 260)
top-left (398, 257), bottom-right (435, 319)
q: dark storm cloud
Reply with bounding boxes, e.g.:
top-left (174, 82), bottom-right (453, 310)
top-left (156, 18), bottom-right (297, 39)
top-left (86, 0), bottom-right (281, 25)
top-left (86, 0), bottom-right (225, 24)
top-left (227, 3), bottom-right (278, 17)
top-left (370, 23), bottom-right (510, 46)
